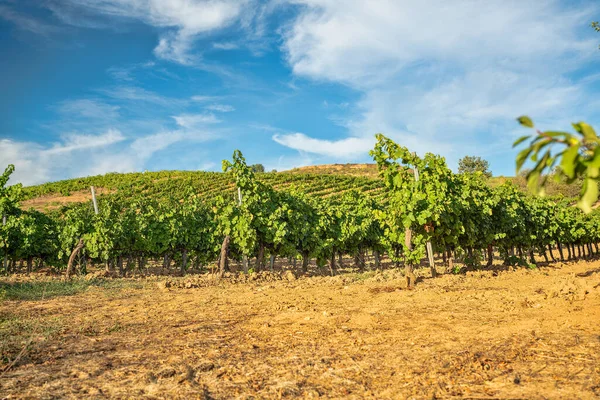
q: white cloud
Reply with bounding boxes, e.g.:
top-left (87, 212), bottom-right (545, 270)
top-left (213, 42), bottom-right (238, 50)
top-left (2, 126), bottom-right (218, 185)
top-left (206, 104), bottom-right (235, 112)
top-left (153, 30), bottom-right (196, 64)
top-left (272, 132), bottom-right (373, 158)
top-left (173, 113), bottom-right (221, 128)
top-left (277, 0), bottom-right (599, 170)
top-left (264, 153), bottom-right (315, 172)
top-left (45, 129), bottom-right (126, 155)
top-left (282, 0), bottom-right (594, 85)
top-left (58, 99), bottom-right (121, 120)
top-left (100, 86), bottom-right (186, 108)
top-left (0, 139), bottom-right (48, 185)
top-left (0, 130), bottom-right (126, 185)
top-left (0, 5), bottom-right (60, 36)
top-left (130, 130), bottom-right (204, 159)
top-left (106, 66), bottom-right (135, 81)
top-left (198, 161), bottom-right (217, 171)
top-left (191, 95), bottom-right (220, 102)
top-left (49, 0), bottom-right (251, 64)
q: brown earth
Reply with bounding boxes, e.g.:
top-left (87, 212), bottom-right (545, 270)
top-left (21, 188), bottom-right (113, 212)
top-left (286, 164), bottom-right (380, 178)
top-left (1, 261), bottom-right (600, 399)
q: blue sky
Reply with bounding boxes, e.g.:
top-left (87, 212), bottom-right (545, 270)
top-left (1, 0), bottom-right (599, 185)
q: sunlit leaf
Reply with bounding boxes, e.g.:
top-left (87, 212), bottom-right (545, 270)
top-left (517, 116), bottom-right (534, 128)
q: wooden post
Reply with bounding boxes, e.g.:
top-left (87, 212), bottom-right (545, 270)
top-left (91, 186), bottom-right (99, 215)
top-left (181, 249), bottom-right (188, 273)
top-left (301, 251), bottom-right (309, 273)
top-left (404, 228), bottom-right (416, 288)
top-left (218, 236), bottom-right (230, 279)
top-left (329, 250), bottom-right (336, 276)
top-left (486, 244), bottom-right (494, 267)
top-left (66, 238), bottom-right (84, 279)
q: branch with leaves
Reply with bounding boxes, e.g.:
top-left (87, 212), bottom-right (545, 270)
top-left (514, 116), bottom-right (600, 212)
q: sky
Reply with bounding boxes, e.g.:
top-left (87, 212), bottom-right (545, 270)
top-left (1, 0), bottom-right (599, 185)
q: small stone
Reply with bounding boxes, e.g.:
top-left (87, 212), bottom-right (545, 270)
top-left (156, 367), bottom-right (177, 379)
top-left (145, 372), bottom-right (157, 383)
top-left (284, 270), bottom-right (297, 281)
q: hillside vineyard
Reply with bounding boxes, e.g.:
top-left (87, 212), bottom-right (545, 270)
top-left (2, 136), bottom-right (600, 280)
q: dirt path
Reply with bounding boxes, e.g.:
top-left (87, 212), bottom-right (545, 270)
top-left (1, 261), bottom-right (600, 399)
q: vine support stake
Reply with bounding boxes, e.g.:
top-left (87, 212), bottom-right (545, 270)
top-left (218, 236), bottom-right (230, 279)
top-left (66, 238), bottom-right (85, 279)
top-left (91, 186), bottom-right (99, 215)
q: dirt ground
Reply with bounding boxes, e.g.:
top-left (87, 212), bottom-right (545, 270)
top-left (1, 260), bottom-right (600, 399)
top-left (21, 188), bottom-right (113, 212)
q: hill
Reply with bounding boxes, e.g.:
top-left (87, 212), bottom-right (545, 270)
top-left (20, 169), bottom-right (387, 212)
top-left (287, 163), bottom-right (380, 178)
top-left (19, 164), bottom-right (583, 213)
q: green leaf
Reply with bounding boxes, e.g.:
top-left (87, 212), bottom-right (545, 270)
top-left (560, 145), bottom-right (579, 178)
top-left (516, 147), bottom-right (533, 172)
top-left (512, 135), bottom-right (530, 147)
top-left (578, 176), bottom-right (599, 213)
top-left (526, 170), bottom-right (541, 194)
top-left (517, 116), bottom-right (534, 128)
top-left (573, 122), bottom-right (598, 142)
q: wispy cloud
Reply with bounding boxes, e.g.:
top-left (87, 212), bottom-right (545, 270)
top-left (106, 66), bottom-right (135, 81)
top-left (272, 133), bottom-right (373, 158)
top-left (57, 99), bottom-right (120, 120)
top-left (264, 153), bottom-right (315, 173)
top-left (99, 86), bottom-right (185, 107)
top-left (130, 130), bottom-right (209, 159)
top-left (173, 113), bottom-right (221, 128)
top-left (46, 0), bottom-right (253, 64)
top-left (0, 129), bottom-right (125, 185)
top-left (206, 104), bottom-right (235, 112)
top-left (198, 161), bottom-right (217, 171)
top-left (45, 129), bottom-right (126, 155)
top-left (191, 95), bottom-right (221, 102)
top-left (0, 4), bottom-right (61, 36)
top-left (2, 126), bottom-right (220, 185)
top-left (213, 42), bottom-right (238, 50)
top-left (277, 0), bottom-right (599, 170)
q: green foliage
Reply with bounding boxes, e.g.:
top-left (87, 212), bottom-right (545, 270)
top-left (458, 156), bottom-right (492, 178)
top-left (22, 168), bottom-right (387, 206)
top-left (514, 116), bottom-right (600, 212)
top-left (504, 255), bottom-right (529, 268)
top-left (4, 130), bottom-right (600, 277)
top-left (0, 278), bottom-right (144, 301)
top-left (370, 134), bottom-right (453, 264)
top-left (0, 165), bottom-right (22, 217)
top-left (250, 164), bottom-right (265, 173)
top-left (0, 280), bottom-right (93, 301)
